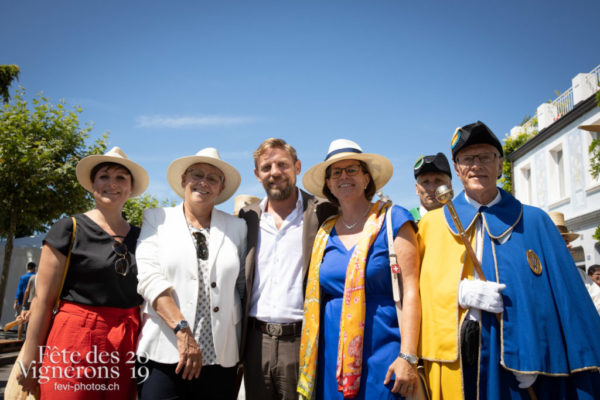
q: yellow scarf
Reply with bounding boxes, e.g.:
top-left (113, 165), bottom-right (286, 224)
top-left (298, 201), bottom-right (389, 399)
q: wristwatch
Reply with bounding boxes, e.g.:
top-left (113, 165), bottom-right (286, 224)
top-left (173, 320), bottom-right (189, 335)
top-left (398, 352), bottom-right (418, 366)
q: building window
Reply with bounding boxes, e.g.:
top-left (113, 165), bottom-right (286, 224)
top-left (549, 146), bottom-right (567, 201)
top-left (519, 165), bottom-right (532, 204)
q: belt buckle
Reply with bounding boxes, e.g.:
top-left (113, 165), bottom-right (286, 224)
top-left (266, 322), bottom-right (283, 337)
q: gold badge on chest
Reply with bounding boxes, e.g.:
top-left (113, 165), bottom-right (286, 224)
top-left (526, 250), bottom-right (542, 275)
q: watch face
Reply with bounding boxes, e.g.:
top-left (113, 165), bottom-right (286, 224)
top-left (400, 353), bottom-right (417, 365)
top-left (175, 320), bottom-right (189, 334)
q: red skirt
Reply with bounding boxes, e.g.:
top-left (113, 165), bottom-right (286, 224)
top-left (39, 301), bottom-right (140, 400)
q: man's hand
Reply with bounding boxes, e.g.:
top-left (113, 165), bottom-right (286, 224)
top-left (18, 310), bottom-right (31, 322)
top-left (514, 371), bottom-right (537, 388)
top-left (458, 279), bottom-right (506, 313)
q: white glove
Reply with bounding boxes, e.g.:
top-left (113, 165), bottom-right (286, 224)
top-left (513, 372), bottom-right (537, 388)
top-left (458, 279), bottom-right (506, 313)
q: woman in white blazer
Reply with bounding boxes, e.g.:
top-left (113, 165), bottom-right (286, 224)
top-left (136, 148), bottom-right (247, 400)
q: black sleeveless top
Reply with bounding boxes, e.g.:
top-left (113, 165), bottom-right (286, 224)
top-left (43, 214), bottom-right (142, 308)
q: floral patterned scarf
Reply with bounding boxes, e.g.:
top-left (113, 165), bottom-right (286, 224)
top-left (298, 201), bottom-right (389, 399)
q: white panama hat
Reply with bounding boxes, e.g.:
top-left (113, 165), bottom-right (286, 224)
top-left (579, 122), bottom-right (600, 133)
top-left (233, 194), bottom-right (261, 216)
top-left (76, 146), bottom-right (149, 197)
top-left (303, 139), bottom-right (393, 198)
top-left (167, 147), bottom-right (241, 204)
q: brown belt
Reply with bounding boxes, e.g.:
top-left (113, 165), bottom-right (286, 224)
top-left (250, 317), bottom-right (302, 337)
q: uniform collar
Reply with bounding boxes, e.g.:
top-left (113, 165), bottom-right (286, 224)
top-left (443, 188), bottom-right (522, 239)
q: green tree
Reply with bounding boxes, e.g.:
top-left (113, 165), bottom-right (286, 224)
top-left (0, 65), bottom-right (20, 103)
top-left (0, 88), bottom-right (107, 320)
top-left (122, 194), bottom-right (176, 227)
top-left (499, 119), bottom-right (538, 193)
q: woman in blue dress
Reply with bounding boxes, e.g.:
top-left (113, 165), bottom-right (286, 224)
top-left (298, 139), bottom-right (421, 400)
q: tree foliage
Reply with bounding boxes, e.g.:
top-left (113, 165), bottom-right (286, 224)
top-left (0, 65), bottom-right (20, 103)
top-left (122, 194), bottom-right (175, 227)
top-left (589, 91), bottom-right (600, 181)
top-left (0, 87), bottom-right (107, 319)
top-left (499, 121), bottom-right (538, 193)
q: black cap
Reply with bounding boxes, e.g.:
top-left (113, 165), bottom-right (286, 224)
top-left (451, 121), bottom-right (503, 161)
top-left (413, 152), bottom-right (452, 179)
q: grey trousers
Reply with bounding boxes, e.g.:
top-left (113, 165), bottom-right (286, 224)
top-left (243, 324), bottom-right (301, 400)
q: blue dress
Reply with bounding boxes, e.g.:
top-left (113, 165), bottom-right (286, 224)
top-left (317, 205), bottom-right (413, 400)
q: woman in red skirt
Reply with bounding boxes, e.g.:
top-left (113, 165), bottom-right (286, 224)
top-left (17, 147), bottom-right (149, 400)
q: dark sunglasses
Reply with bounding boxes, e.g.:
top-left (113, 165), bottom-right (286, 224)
top-left (113, 242), bottom-right (130, 276)
top-left (192, 232), bottom-right (209, 261)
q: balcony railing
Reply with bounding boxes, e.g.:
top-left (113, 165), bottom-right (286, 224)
top-left (553, 87), bottom-right (573, 121)
top-left (518, 64), bottom-right (599, 131)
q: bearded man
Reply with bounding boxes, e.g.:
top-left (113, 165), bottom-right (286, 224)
top-left (238, 138), bottom-right (337, 399)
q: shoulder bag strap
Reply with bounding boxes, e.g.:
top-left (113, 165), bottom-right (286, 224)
top-left (386, 206), bottom-right (403, 325)
top-left (53, 216), bottom-right (76, 311)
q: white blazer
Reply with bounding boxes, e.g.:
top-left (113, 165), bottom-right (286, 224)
top-left (136, 203), bottom-right (247, 367)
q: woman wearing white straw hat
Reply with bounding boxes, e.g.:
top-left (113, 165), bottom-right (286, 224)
top-left (16, 146), bottom-right (149, 399)
top-left (135, 148), bottom-right (246, 400)
top-left (298, 139), bottom-right (421, 400)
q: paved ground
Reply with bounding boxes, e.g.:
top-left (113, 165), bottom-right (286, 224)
top-left (0, 330), bottom-right (19, 397)
top-left (0, 362), bottom-right (13, 397)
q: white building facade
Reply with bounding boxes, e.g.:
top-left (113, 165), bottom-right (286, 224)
top-left (509, 66), bottom-right (600, 269)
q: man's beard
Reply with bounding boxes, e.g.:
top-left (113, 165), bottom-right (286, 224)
top-left (264, 179), bottom-right (295, 201)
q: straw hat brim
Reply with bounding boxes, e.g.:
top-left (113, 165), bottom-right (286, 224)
top-left (561, 232), bottom-right (580, 243)
top-left (167, 155), bottom-right (241, 204)
top-left (76, 154), bottom-right (149, 197)
top-left (579, 124), bottom-right (600, 133)
top-left (303, 152), bottom-right (393, 198)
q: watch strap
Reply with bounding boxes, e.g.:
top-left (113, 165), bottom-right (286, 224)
top-left (398, 352), bottom-right (418, 365)
top-left (173, 320), bottom-right (189, 335)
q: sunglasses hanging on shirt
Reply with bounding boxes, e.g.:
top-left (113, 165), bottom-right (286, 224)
top-left (113, 241), bottom-right (130, 276)
top-left (192, 231), bottom-right (209, 261)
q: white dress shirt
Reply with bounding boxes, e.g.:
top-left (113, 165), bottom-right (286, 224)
top-left (249, 192), bottom-right (304, 323)
top-left (464, 189), bottom-right (502, 321)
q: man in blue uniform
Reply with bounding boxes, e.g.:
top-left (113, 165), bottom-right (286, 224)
top-left (418, 121), bottom-right (600, 400)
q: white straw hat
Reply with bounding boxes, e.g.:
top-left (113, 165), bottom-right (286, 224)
top-left (167, 147), bottom-right (241, 204)
top-left (233, 194), bottom-right (261, 216)
top-left (548, 211), bottom-right (580, 243)
top-left (579, 122), bottom-right (600, 133)
top-left (303, 139), bottom-right (393, 198)
top-left (76, 146), bottom-right (149, 197)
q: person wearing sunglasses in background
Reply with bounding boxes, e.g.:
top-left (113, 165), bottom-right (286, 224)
top-left (135, 148), bottom-right (246, 400)
top-left (17, 147), bottom-right (149, 399)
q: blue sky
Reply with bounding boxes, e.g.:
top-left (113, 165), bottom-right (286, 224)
top-left (2, 0), bottom-right (599, 213)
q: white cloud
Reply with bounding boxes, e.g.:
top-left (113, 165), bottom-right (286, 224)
top-left (136, 115), bottom-right (259, 128)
